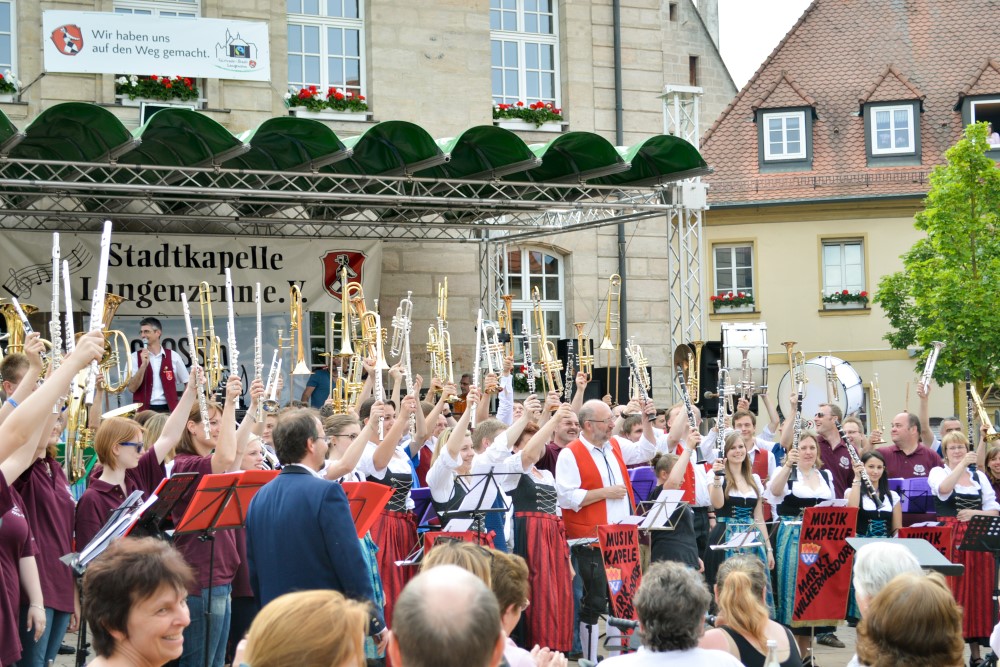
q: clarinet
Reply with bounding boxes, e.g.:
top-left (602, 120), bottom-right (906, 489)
top-left (675, 364), bottom-right (705, 464)
top-left (837, 419), bottom-right (878, 502)
top-left (564, 339), bottom-right (575, 402)
top-left (788, 383), bottom-right (804, 482)
top-left (967, 371), bottom-right (978, 476)
top-left (521, 321), bottom-right (536, 390)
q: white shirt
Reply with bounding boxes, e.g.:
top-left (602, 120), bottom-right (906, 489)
top-left (841, 488), bottom-right (900, 512)
top-left (600, 646), bottom-right (743, 667)
top-left (285, 462), bottom-right (323, 478)
top-left (130, 347), bottom-right (189, 405)
top-left (496, 374), bottom-right (514, 425)
top-left (426, 447), bottom-right (463, 503)
top-left (555, 433), bottom-right (656, 519)
top-left (927, 465), bottom-right (1000, 510)
top-left (764, 469), bottom-right (834, 506)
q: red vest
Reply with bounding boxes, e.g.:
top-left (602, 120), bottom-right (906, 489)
top-left (562, 438), bottom-right (635, 539)
top-left (675, 443), bottom-right (698, 505)
top-left (750, 446), bottom-right (772, 521)
top-left (134, 348), bottom-right (180, 411)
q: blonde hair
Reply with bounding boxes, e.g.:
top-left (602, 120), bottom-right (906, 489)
top-left (93, 417), bottom-right (143, 471)
top-left (941, 430), bottom-right (971, 453)
top-left (856, 572), bottom-right (963, 667)
top-left (143, 413), bottom-right (168, 451)
top-left (243, 590), bottom-right (368, 667)
top-left (723, 431), bottom-right (759, 502)
top-left (716, 555), bottom-right (770, 650)
top-left (421, 540), bottom-right (491, 586)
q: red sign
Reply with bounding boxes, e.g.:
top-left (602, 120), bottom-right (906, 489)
top-left (898, 525), bottom-right (953, 562)
top-left (598, 524), bottom-right (641, 621)
top-left (321, 250), bottom-right (367, 299)
top-left (51, 25), bottom-right (84, 56)
top-left (792, 506), bottom-right (858, 623)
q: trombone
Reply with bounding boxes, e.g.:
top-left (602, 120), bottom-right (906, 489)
top-left (574, 322), bottom-right (593, 378)
top-left (600, 274), bottom-right (622, 403)
top-left (498, 294), bottom-right (515, 357)
top-left (532, 286), bottom-right (563, 395)
top-left (290, 285), bottom-right (311, 376)
top-left (197, 282), bottom-right (224, 390)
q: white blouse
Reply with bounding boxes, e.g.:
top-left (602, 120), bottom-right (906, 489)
top-left (764, 469), bottom-right (834, 505)
top-left (927, 465), bottom-right (1000, 510)
top-left (841, 488), bottom-right (900, 512)
top-left (721, 472), bottom-right (765, 499)
top-left (357, 441), bottom-right (416, 509)
top-left (426, 448), bottom-right (464, 503)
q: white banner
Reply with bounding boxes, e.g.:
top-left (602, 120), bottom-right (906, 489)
top-left (0, 231), bottom-right (381, 318)
top-left (42, 11), bottom-right (271, 81)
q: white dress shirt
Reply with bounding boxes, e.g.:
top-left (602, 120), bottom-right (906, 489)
top-left (130, 347), bottom-right (189, 405)
top-left (555, 433), bottom-right (656, 521)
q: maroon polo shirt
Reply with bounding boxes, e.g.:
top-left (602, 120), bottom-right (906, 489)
top-left (231, 526), bottom-right (252, 599)
top-left (170, 453), bottom-right (240, 595)
top-left (75, 448), bottom-right (167, 548)
top-left (818, 434), bottom-right (856, 498)
top-left (1, 488), bottom-right (38, 666)
top-left (535, 441), bottom-right (563, 477)
top-left (15, 456), bottom-right (76, 612)
top-left (878, 443), bottom-right (943, 479)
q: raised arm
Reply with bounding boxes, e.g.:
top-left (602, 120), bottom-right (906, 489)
top-left (445, 387), bottom-right (479, 459)
top-left (212, 374), bottom-right (242, 474)
top-left (501, 392), bottom-right (538, 453)
top-left (571, 371), bottom-right (588, 413)
top-left (151, 368), bottom-right (200, 464)
top-left (326, 403), bottom-right (381, 481)
top-left (760, 392), bottom-right (780, 434)
top-left (916, 383), bottom-right (935, 449)
top-left (370, 394), bottom-right (418, 471)
top-left (476, 373), bottom-right (497, 425)
top-left (0, 333), bottom-right (45, 428)
top-left (521, 399), bottom-right (561, 468)
top-left (665, 432), bottom-right (697, 490)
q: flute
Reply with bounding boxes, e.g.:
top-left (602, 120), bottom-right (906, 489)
top-left (967, 371), bottom-right (978, 476)
top-left (262, 350), bottom-right (281, 412)
top-left (84, 221), bottom-right (112, 407)
top-left (374, 311), bottom-right (385, 439)
top-left (181, 293), bottom-right (212, 438)
top-left (50, 233), bottom-right (62, 373)
top-left (255, 282), bottom-right (263, 421)
top-left (225, 268), bottom-right (239, 379)
top-left (62, 260), bottom-right (74, 355)
top-left (472, 309), bottom-right (482, 428)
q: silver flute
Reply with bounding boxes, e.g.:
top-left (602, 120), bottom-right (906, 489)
top-left (374, 310), bottom-right (385, 439)
top-left (921, 341), bottom-right (945, 393)
top-left (84, 221), bottom-right (112, 407)
top-left (254, 283), bottom-right (263, 421)
top-left (262, 351), bottom-right (281, 412)
top-left (181, 293), bottom-right (212, 438)
top-left (49, 233), bottom-right (62, 375)
top-left (225, 268), bottom-right (239, 379)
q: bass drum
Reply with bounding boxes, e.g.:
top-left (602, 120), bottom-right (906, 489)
top-left (720, 322), bottom-right (768, 395)
top-left (776, 355), bottom-right (864, 420)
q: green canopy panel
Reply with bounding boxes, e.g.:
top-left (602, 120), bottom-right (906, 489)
top-left (590, 135), bottom-right (710, 187)
top-left (10, 103), bottom-right (136, 163)
top-left (330, 120), bottom-right (447, 177)
top-left (231, 117), bottom-right (351, 172)
top-left (123, 108), bottom-right (248, 169)
top-left (504, 132), bottom-right (629, 184)
top-left (418, 125), bottom-right (540, 181)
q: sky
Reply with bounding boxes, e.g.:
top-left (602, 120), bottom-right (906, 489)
top-left (718, 0), bottom-right (815, 89)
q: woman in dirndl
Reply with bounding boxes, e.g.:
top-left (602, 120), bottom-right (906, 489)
top-left (928, 430), bottom-right (999, 667)
top-left (844, 449), bottom-right (901, 622)
top-left (765, 429), bottom-right (834, 661)
top-left (706, 431), bottom-right (774, 610)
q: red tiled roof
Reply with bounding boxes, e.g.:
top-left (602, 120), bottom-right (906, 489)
top-left (859, 65), bottom-right (925, 105)
top-left (701, 0), bottom-right (997, 205)
top-left (752, 71), bottom-right (817, 110)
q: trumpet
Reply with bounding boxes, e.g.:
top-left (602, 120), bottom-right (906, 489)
top-left (600, 274), bottom-right (622, 404)
top-left (739, 347), bottom-right (755, 401)
top-left (969, 382), bottom-right (1000, 443)
top-left (290, 285), bottom-right (311, 376)
top-left (625, 338), bottom-right (650, 402)
top-left (498, 294), bottom-right (514, 357)
top-left (262, 350), bottom-right (282, 413)
top-left (921, 341), bottom-right (945, 392)
top-left (390, 292), bottom-right (416, 434)
top-left (825, 353), bottom-right (839, 402)
top-left (870, 373), bottom-right (886, 444)
top-left (182, 293), bottom-right (212, 438)
top-left (197, 282), bottom-right (224, 391)
top-left (532, 286), bottom-right (562, 395)
top-left (575, 322), bottom-right (593, 378)
top-left (481, 320), bottom-right (505, 383)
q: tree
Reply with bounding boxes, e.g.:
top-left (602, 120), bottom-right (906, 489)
top-left (874, 122), bottom-right (1000, 387)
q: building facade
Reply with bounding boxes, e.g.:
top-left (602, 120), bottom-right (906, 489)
top-left (4, 0), bottom-right (735, 399)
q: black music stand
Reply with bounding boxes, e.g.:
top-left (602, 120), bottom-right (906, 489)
top-left (958, 515), bottom-right (1000, 631)
top-left (174, 472), bottom-right (272, 667)
top-left (127, 473), bottom-right (198, 540)
top-left (438, 470), bottom-right (515, 538)
top-left (846, 536), bottom-right (964, 576)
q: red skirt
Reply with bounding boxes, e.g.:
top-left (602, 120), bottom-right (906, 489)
top-left (370, 509), bottom-right (417, 627)
top-left (513, 511), bottom-right (573, 652)
top-left (943, 517), bottom-right (994, 639)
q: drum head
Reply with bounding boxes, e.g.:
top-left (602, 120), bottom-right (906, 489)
top-left (777, 361), bottom-right (847, 421)
top-left (721, 323), bottom-right (768, 394)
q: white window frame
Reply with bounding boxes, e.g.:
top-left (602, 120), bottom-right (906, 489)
top-left (869, 104), bottom-right (915, 155)
top-left (712, 243), bottom-right (754, 298)
top-left (503, 247), bottom-right (565, 362)
top-left (286, 0), bottom-right (366, 98)
top-left (821, 239), bottom-right (866, 297)
top-left (490, 0), bottom-right (560, 107)
top-left (307, 310), bottom-right (343, 369)
top-left (970, 98), bottom-right (1000, 123)
top-left (762, 110), bottom-right (806, 161)
top-left (0, 0), bottom-right (17, 76)
top-left (113, 0), bottom-right (200, 18)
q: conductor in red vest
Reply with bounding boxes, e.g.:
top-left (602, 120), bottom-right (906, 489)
top-left (127, 317), bottom-right (189, 413)
top-left (556, 398), bottom-right (657, 661)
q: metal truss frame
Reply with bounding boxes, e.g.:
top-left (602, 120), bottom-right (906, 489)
top-left (666, 180), bottom-right (706, 402)
top-left (662, 84), bottom-right (702, 147)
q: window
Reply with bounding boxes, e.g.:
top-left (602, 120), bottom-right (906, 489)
top-left (113, 0), bottom-right (199, 17)
top-left (969, 98), bottom-right (1000, 149)
top-left (0, 1), bottom-right (16, 74)
top-left (669, 3), bottom-right (678, 21)
top-left (504, 247), bottom-right (564, 361)
top-left (307, 311), bottom-right (345, 368)
top-left (688, 56), bottom-right (699, 86)
top-left (822, 240), bottom-right (865, 296)
top-left (713, 244), bottom-right (754, 299)
top-left (287, 0), bottom-right (364, 98)
top-left (490, 0), bottom-right (560, 107)
top-left (869, 104), bottom-right (914, 155)
top-left (762, 110), bottom-right (806, 160)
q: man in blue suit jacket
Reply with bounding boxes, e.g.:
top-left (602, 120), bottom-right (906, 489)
top-left (246, 408), bottom-right (386, 642)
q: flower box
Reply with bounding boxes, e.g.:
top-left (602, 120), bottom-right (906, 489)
top-left (0, 94), bottom-right (13, 103)
top-left (714, 303), bottom-right (755, 314)
top-left (710, 292), bottom-right (754, 314)
top-left (494, 119), bottom-right (563, 133)
top-left (822, 290), bottom-right (869, 309)
top-left (117, 96), bottom-right (197, 108)
top-left (288, 108), bottom-right (368, 121)
top-left (823, 301), bottom-right (866, 310)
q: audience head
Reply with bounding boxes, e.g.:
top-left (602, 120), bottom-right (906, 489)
top-left (471, 418), bottom-right (507, 454)
top-left (243, 590), bottom-right (369, 667)
top-left (489, 551), bottom-right (530, 635)
top-left (0, 351), bottom-right (29, 395)
top-left (390, 564), bottom-right (505, 667)
top-left (272, 408), bottom-right (326, 468)
top-left (620, 414), bottom-right (644, 442)
top-left (93, 416), bottom-right (145, 471)
top-left (856, 572), bottom-right (963, 667)
top-left (852, 541), bottom-right (923, 616)
top-left (421, 539), bottom-right (491, 585)
top-left (715, 555), bottom-right (770, 650)
top-left (82, 538), bottom-right (193, 665)
top-left (634, 561), bottom-right (711, 652)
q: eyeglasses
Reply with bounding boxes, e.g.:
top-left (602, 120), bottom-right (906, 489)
top-left (815, 412), bottom-right (829, 418)
top-left (120, 441), bottom-right (145, 453)
top-left (313, 435), bottom-right (329, 445)
top-left (332, 433), bottom-right (361, 439)
top-left (585, 417), bottom-right (615, 425)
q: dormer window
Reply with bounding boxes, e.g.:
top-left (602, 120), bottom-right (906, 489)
top-left (756, 106), bottom-right (813, 172)
top-left (870, 104), bottom-right (915, 155)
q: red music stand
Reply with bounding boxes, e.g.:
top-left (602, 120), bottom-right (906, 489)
top-left (340, 481), bottom-right (393, 538)
top-left (174, 471), bottom-right (276, 667)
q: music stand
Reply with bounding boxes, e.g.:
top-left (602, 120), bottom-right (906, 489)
top-left (958, 515), bottom-right (1000, 629)
top-left (629, 466), bottom-right (656, 503)
top-left (127, 473), bottom-right (198, 540)
top-left (174, 472), bottom-right (272, 667)
top-left (637, 489), bottom-right (686, 532)
top-left (437, 470), bottom-right (516, 537)
top-left (845, 537), bottom-right (964, 576)
top-left (340, 481), bottom-right (394, 538)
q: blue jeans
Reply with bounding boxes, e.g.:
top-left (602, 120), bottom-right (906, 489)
top-left (15, 606), bottom-right (72, 667)
top-left (571, 550), bottom-right (583, 654)
top-left (179, 585), bottom-right (231, 667)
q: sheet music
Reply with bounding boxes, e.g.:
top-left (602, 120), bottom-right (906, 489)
top-left (78, 492), bottom-right (158, 566)
top-left (709, 530), bottom-right (762, 550)
top-left (639, 489), bottom-right (684, 530)
top-left (816, 498), bottom-right (848, 508)
top-left (910, 521), bottom-right (942, 527)
top-left (617, 515), bottom-right (645, 526)
top-left (394, 547), bottom-right (424, 567)
top-left (442, 518), bottom-right (474, 533)
top-left (452, 471), bottom-right (517, 513)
